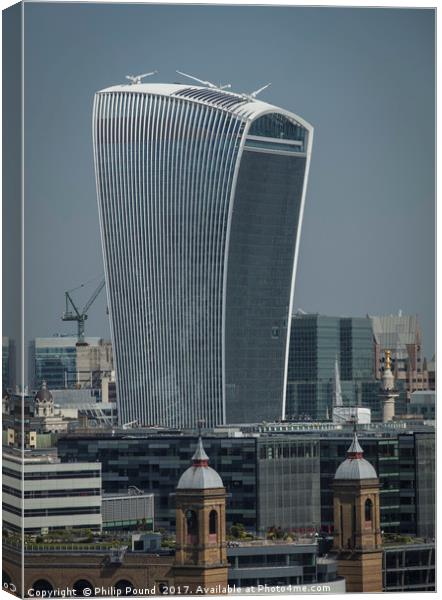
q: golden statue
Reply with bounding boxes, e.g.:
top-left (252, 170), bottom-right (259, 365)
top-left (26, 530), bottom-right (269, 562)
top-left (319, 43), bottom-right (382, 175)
top-left (385, 350), bottom-right (392, 370)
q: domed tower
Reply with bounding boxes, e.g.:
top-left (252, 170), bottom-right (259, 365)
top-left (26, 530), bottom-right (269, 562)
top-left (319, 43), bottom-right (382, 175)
top-left (332, 428), bottom-right (382, 592)
top-left (34, 381), bottom-right (54, 417)
top-left (173, 437), bottom-right (228, 593)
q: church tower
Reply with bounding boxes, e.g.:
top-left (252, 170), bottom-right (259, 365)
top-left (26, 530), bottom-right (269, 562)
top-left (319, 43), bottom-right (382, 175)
top-left (332, 428), bottom-right (383, 592)
top-left (172, 438), bottom-right (228, 593)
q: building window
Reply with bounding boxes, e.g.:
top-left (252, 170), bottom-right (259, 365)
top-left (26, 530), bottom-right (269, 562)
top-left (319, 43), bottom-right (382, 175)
top-left (209, 510), bottom-right (218, 542)
top-left (365, 498), bottom-right (373, 523)
top-left (186, 509), bottom-right (198, 544)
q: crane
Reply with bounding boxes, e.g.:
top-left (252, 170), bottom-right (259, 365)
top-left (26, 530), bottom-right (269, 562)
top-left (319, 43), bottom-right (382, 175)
top-left (62, 277), bottom-right (106, 346)
top-left (125, 70), bottom-right (158, 85)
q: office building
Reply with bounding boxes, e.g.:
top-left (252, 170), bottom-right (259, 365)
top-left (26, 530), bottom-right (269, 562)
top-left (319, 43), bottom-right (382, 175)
top-left (317, 429), bottom-right (435, 537)
top-left (57, 423), bottom-right (434, 538)
top-left (256, 437), bottom-right (320, 535)
top-left (93, 82), bottom-right (313, 427)
top-left (2, 449), bottom-right (102, 534)
top-left (383, 541), bottom-right (435, 592)
top-left (57, 432), bottom-right (320, 535)
top-left (233, 419), bottom-right (435, 537)
top-left (29, 336), bottom-right (113, 390)
top-left (2, 337), bottom-right (15, 391)
top-left (286, 314), bottom-right (379, 420)
top-left (102, 491), bottom-right (154, 531)
top-left (407, 390), bottom-right (435, 420)
top-left (227, 539), bottom-right (345, 592)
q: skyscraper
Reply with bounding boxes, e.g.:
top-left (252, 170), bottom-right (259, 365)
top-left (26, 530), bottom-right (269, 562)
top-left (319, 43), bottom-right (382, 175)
top-left (93, 82), bottom-right (313, 427)
top-left (286, 314), bottom-right (379, 420)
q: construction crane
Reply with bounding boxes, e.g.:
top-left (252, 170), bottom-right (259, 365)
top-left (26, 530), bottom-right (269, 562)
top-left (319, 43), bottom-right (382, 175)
top-left (62, 277), bottom-right (106, 346)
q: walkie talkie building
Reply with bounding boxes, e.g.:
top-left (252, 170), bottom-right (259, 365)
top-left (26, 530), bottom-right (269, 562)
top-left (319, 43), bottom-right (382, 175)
top-left (93, 83), bottom-right (313, 427)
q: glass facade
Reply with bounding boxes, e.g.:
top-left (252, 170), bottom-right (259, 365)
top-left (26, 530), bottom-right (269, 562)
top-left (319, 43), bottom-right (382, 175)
top-left (57, 433), bottom-right (319, 534)
top-left (2, 337), bottom-right (15, 391)
top-left (57, 428), bottom-right (433, 537)
top-left (383, 544), bottom-right (435, 592)
top-left (319, 435), bottom-right (399, 534)
top-left (58, 434), bottom-right (259, 531)
top-left (286, 315), bottom-right (379, 419)
top-left (93, 85), bottom-right (312, 427)
top-left (30, 337), bottom-right (77, 390)
top-left (29, 337), bottom-right (103, 390)
top-left (414, 433), bottom-right (435, 538)
top-left (256, 437), bottom-right (320, 535)
top-left (317, 431), bottom-right (435, 536)
top-left (225, 150), bottom-right (307, 423)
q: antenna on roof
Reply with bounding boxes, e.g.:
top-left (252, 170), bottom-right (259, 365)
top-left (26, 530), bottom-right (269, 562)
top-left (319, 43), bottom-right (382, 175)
top-left (125, 71), bottom-right (158, 85)
top-left (176, 70), bottom-right (231, 91)
top-left (242, 83), bottom-right (271, 101)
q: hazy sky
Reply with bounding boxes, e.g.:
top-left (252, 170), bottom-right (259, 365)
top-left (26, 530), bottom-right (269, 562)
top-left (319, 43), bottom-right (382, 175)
top-left (20, 3), bottom-right (435, 356)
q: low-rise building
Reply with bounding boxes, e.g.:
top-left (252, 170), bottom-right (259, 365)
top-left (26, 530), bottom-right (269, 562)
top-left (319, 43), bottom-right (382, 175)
top-left (383, 541), bottom-right (435, 592)
top-left (227, 539), bottom-right (345, 592)
top-left (3, 382), bottom-right (76, 449)
top-left (56, 422), bottom-right (435, 539)
top-left (57, 432), bottom-right (321, 535)
top-left (2, 449), bottom-right (102, 534)
top-left (102, 491), bottom-right (154, 531)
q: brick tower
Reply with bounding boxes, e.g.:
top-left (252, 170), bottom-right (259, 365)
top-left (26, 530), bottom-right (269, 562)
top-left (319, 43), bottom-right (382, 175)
top-left (172, 438), bottom-right (228, 594)
top-left (332, 428), bottom-right (383, 592)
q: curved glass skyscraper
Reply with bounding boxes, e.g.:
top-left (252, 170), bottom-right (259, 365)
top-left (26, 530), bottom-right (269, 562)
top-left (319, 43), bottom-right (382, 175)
top-left (93, 83), bottom-right (313, 427)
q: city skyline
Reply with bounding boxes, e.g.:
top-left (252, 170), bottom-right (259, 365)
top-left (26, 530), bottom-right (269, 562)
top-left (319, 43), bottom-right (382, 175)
top-left (3, 3), bottom-right (435, 390)
top-left (2, 3), bottom-right (436, 596)
top-left (6, 4), bottom-right (434, 376)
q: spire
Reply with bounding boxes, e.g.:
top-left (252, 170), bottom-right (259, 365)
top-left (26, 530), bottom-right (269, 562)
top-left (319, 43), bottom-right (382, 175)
top-left (333, 356), bottom-right (343, 407)
top-left (192, 437), bottom-right (209, 467)
top-left (346, 422), bottom-right (364, 459)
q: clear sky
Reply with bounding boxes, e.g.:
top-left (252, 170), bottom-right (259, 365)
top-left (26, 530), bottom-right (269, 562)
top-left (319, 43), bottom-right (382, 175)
top-left (19, 3), bottom-right (435, 357)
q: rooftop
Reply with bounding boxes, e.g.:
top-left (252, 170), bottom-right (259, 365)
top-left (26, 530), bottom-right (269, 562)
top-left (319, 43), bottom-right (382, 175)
top-left (96, 82), bottom-right (312, 131)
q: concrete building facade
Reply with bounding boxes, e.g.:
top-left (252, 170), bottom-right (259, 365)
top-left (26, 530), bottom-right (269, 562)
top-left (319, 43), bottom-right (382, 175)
top-left (2, 450), bottom-right (102, 534)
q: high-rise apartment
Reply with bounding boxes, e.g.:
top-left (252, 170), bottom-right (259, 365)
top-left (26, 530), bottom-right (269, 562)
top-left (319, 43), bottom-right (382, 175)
top-left (93, 83), bottom-right (313, 427)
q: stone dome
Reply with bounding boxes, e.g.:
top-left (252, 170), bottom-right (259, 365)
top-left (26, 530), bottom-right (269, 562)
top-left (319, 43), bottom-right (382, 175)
top-left (177, 438), bottom-right (224, 490)
top-left (334, 431), bottom-right (378, 481)
top-left (35, 381), bottom-right (53, 404)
